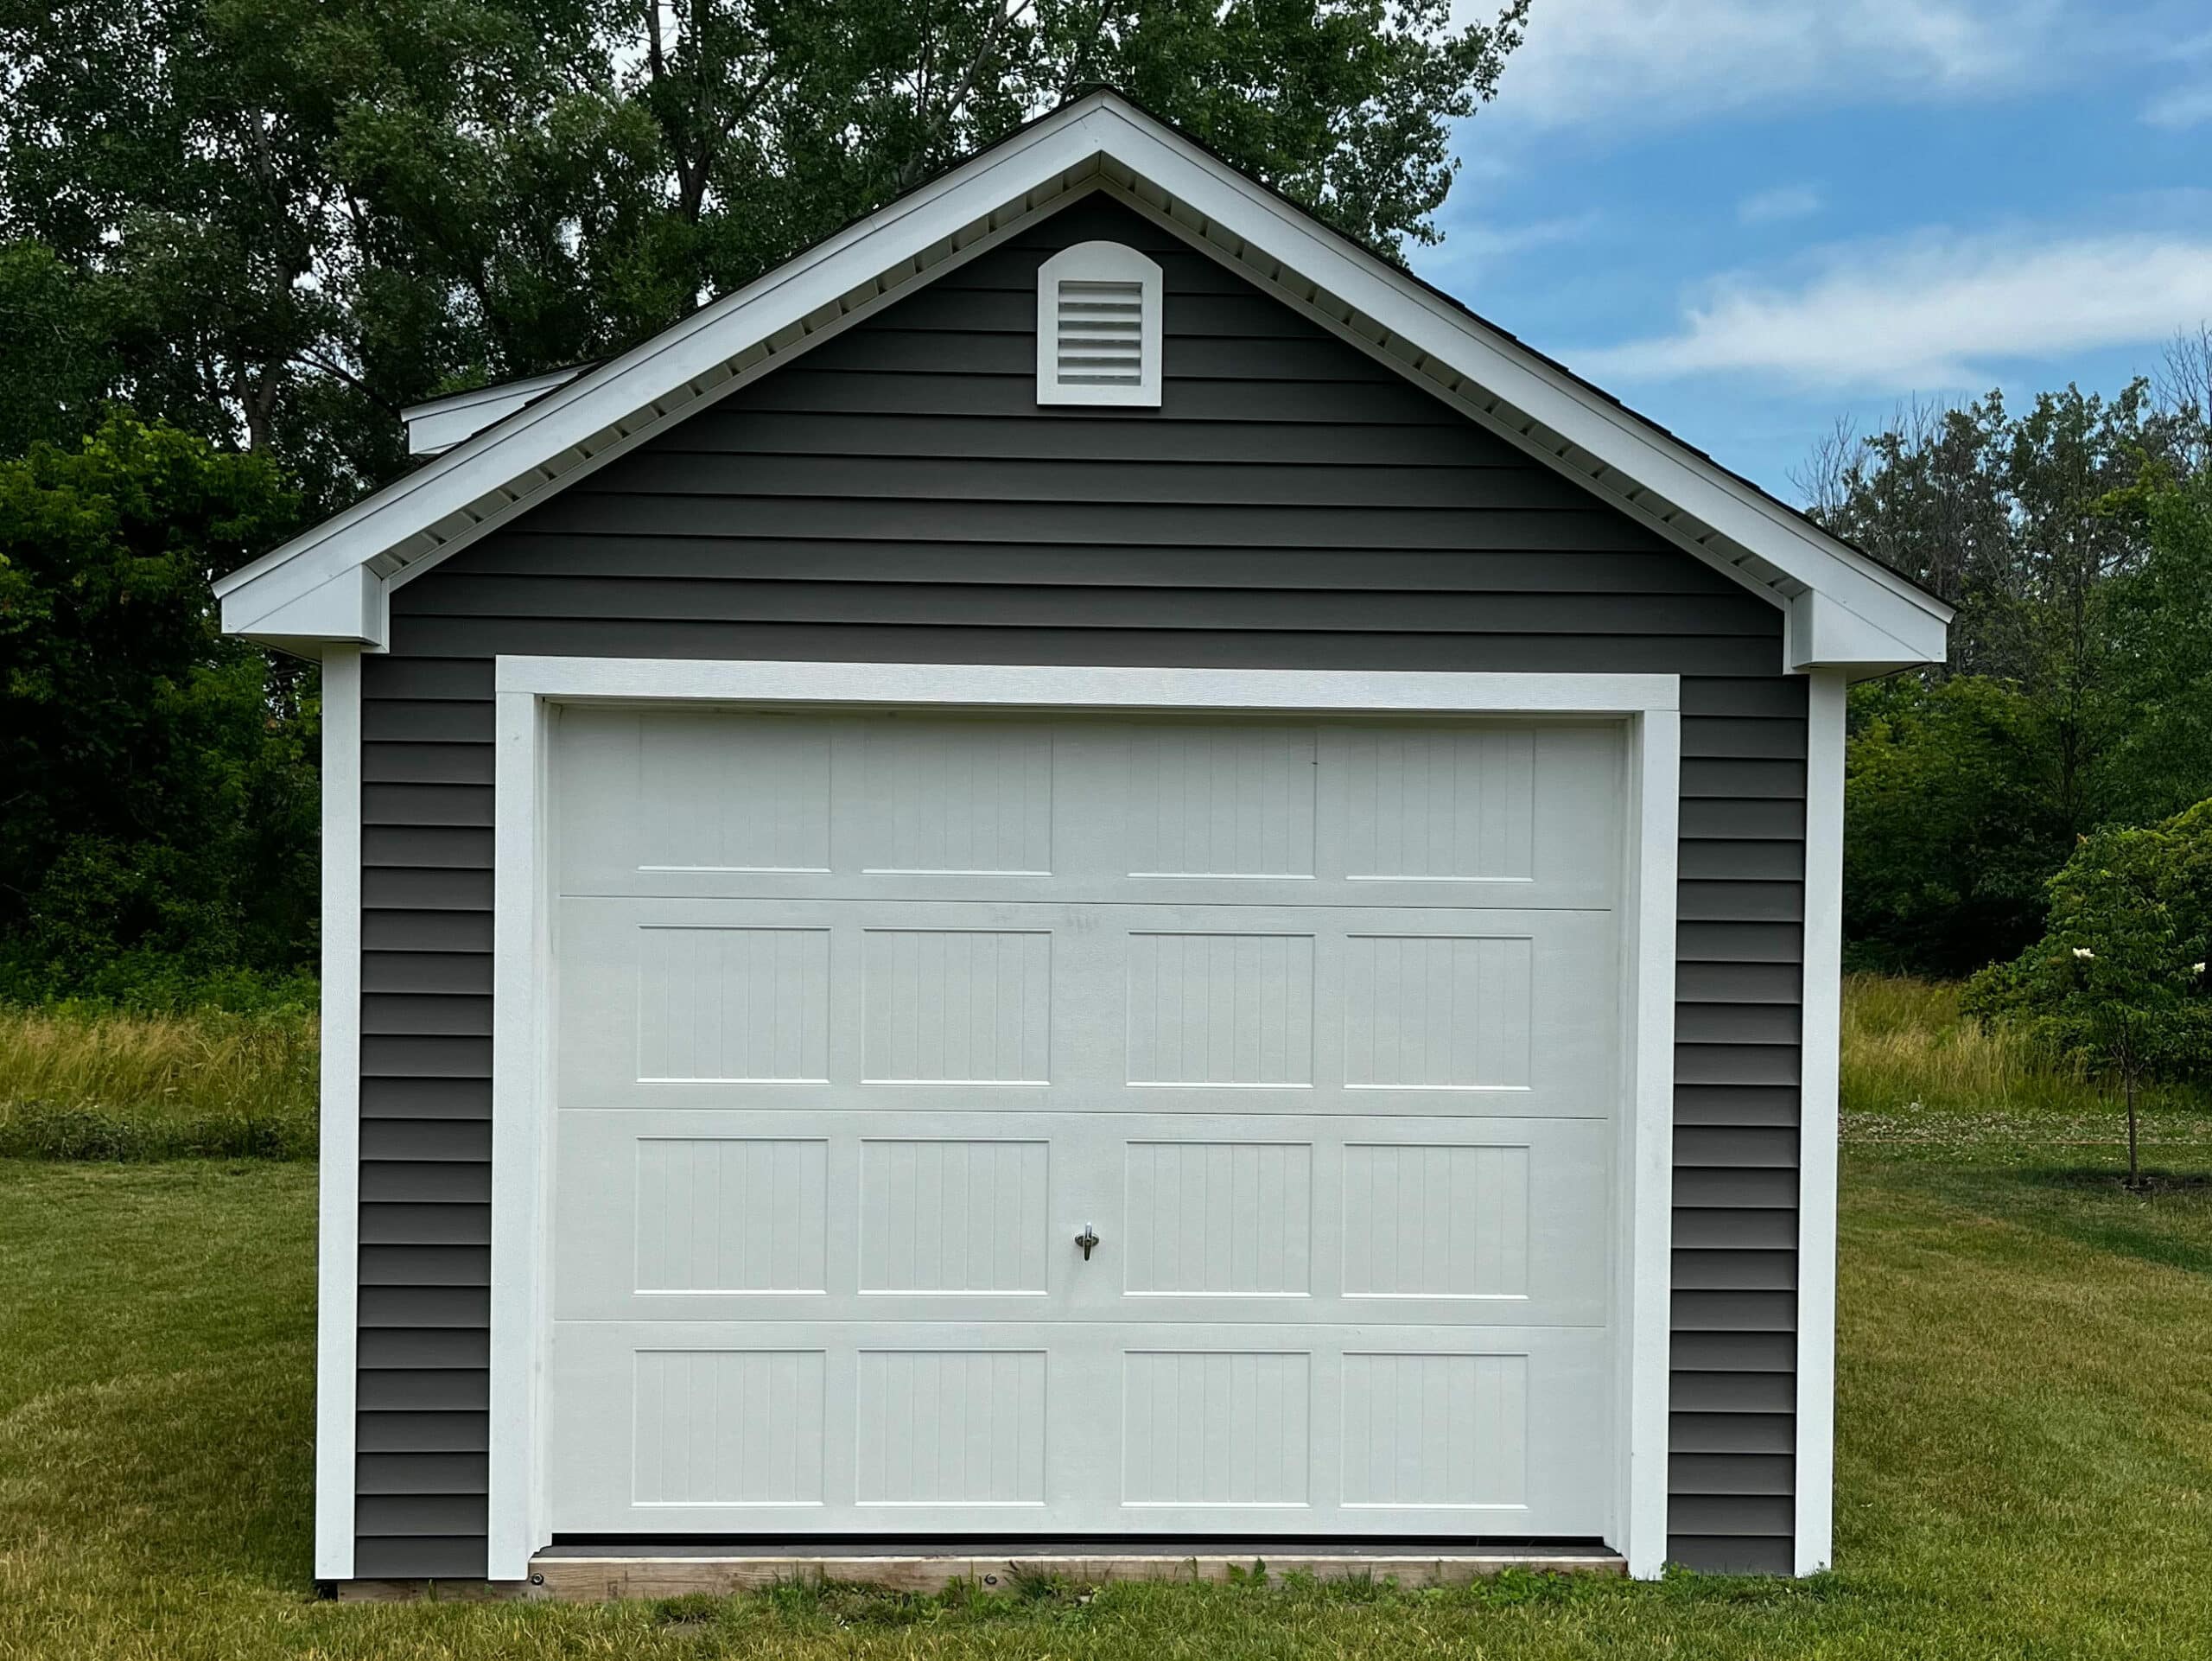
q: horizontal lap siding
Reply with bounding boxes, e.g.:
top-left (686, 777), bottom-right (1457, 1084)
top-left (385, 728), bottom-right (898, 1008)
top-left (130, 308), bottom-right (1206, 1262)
top-left (355, 194), bottom-right (1802, 1577)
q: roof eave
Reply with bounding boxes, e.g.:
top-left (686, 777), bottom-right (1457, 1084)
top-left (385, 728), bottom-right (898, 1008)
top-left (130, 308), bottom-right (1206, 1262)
top-left (217, 89), bottom-right (1951, 678)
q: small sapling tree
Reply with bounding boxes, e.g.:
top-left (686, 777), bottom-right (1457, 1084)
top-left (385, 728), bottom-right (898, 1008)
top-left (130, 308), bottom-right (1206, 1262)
top-left (1967, 802), bottom-right (2212, 1186)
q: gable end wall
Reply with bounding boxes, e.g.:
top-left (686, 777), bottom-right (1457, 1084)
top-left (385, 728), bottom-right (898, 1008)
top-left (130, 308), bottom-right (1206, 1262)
top-left (350, 194), bottom-right (1807, 1577)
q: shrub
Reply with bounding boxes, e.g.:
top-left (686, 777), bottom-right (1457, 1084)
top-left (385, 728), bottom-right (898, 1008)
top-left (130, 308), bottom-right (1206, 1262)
top-left (1967, 799), bottom-right (2212, 1181)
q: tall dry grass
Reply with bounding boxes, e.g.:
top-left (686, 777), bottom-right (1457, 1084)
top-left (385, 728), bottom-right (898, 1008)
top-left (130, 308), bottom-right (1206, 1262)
top-left (1840, 972), bottom-right (2209, 1156)
top-left (0, 1004), bottom-right (317, 1159)
top-left (0, 975), bottom-right (2200, 1163)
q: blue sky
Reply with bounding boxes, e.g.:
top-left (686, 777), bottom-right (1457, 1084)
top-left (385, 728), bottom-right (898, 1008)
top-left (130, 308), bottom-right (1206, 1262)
top-left (1411, 0), bottom-right (2212, 500)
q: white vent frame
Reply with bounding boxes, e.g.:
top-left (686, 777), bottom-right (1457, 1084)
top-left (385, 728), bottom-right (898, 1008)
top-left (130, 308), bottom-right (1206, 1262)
top-left (1036, 240), bottom-right (1163, 407)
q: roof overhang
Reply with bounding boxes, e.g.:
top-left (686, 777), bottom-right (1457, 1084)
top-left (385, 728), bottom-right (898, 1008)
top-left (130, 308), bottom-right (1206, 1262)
top-left (217, 91), bottom-right (1950, 678)
top-left (402, 368), bottom-right (586, 456)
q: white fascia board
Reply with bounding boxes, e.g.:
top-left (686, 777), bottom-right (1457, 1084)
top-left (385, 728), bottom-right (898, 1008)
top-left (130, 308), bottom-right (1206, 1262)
top-left (1073, 103), bottom-right (1952, 659)
top-left (403, 369), bottom-right (588, 456)
top-left (212, 96), bottom-right (1131, 627)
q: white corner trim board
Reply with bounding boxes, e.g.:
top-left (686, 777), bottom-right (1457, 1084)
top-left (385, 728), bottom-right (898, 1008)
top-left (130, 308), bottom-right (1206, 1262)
top-left (1795, 671), bottom-right (1847, 1574)
top-left (489, 684), bottom-right (556, 1581)
top-left (213, 90), bottom-right (1948, 680)
top-left (485, 659), bottom-right (1681, 1581)
top-left (1623, 702), bottom-right (1680, 1576)
top-left (315, 648), bottom-right (363, 1582)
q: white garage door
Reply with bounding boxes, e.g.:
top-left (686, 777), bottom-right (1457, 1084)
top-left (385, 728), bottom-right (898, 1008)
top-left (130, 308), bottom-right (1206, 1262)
top-left (544, 708), bottom-right (1627, 1538)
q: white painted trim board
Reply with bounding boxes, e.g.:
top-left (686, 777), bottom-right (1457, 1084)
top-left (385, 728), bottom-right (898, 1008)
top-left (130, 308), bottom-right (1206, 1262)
top-left (315, 647), bottom-right (363, 1581)
top-left (1795, 671), bottom-right (1847, 1573)
top-left (486, 659), bottom-right (1681, 1581)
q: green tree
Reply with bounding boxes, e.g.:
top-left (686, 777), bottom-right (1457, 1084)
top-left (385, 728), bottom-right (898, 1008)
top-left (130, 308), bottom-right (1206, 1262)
top-left (1967, 800), bottom-right (2212, 1185)
top-left (1844, 676), bottom-right (2072, 976)
top-left (0, 244), bottom-right (112, 457)
top-left (2101, 469), bottom-right (2212, 824)
top-left (0, 0), bottom-right (1529, 503)
top-left (1801, 376), bottom-right (2207, 972)
top-left (0, 411), bottom-right (319, 1004)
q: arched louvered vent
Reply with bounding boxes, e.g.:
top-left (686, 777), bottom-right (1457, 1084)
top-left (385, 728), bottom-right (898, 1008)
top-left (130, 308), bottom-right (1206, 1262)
top-left (1036, 240), bottom-right (1164, 407)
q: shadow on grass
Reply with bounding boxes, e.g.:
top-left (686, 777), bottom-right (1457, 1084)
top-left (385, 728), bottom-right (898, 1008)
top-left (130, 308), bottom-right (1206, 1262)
top-left (1872, 1157), bottom-right (2212, 1277)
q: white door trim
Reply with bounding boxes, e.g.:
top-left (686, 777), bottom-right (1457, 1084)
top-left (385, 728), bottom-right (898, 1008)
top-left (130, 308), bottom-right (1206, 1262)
top-left (489, 659), bottom-right (1681, 1580)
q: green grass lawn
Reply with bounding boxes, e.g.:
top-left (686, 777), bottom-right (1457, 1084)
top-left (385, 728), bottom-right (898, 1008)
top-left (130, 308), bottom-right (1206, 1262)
top-left (6, 1144), bottom-right (2212, 1658)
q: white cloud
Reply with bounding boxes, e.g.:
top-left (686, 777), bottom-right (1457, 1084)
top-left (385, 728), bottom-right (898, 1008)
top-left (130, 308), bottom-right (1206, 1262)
top-left (1478, 0), bottom-right (2065, 132)
top-left (1738, 185), bottom-right (1823, 225)
top-left (2145, 81), bottom-right (2212, 128)
top-left (1421, 212), bottom-right (1599, 287)
top-left (1454, 212), bottom-right (1600, 260)
top-left (2139, 24), bottom-right (2212, 128)
top-left (1576, 230), bottom-right (2212, 391)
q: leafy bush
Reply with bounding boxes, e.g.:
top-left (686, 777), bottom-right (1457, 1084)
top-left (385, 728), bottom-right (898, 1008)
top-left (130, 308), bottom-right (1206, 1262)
top-left (1967, 799), bottom-right (2212, 1181)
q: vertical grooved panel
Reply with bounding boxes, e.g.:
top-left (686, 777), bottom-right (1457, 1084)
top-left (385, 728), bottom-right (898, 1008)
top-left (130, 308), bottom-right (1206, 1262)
top-left (639, 714), bottom-right (830, 870)
top-left (1344, 729), bottom-right (1534, 878)
top-left (860, 1141), bottom-right (1049, 1291)
top-left (1343, 935), bottom-right (1532, 1088)
top-left (638, 926), bottom-right (830, 1080)
top-left (1123, 1142), bottom-right (1313, 1295)
top-left (1125, 932), bottom-right (1314, 1085)
top-left (1341, 1353), bottom-right (1528, 1505)
top-left (1343, 1144), bottom-right (1530, 1296)
top-left (632, 1350), bottom-right (825, 1503)
top-left (855, 1351), bottom-right (1047, 1503)
top-left (861, 930), bottom-right (1052, 1081)
top-left (1122, 1352), bottom-right (1310, 1504)
top-left (859, 720), bottom-right (1054, 873)
top-left (634, 1139), bottom-right (827, 1291)
top-left (1128, 725), bottom-right (1316, 875)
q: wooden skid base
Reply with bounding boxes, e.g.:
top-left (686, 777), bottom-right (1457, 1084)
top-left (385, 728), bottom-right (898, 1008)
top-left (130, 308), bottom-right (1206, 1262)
top-left (524, 1549), bottom-right (1626, 1602)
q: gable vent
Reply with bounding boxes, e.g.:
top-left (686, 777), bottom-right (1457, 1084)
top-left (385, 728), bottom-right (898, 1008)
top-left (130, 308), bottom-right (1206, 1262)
top-left (1037, 240), bottom-right (1163, 407)
top-left (1056, 280), bottom-right (1145, 385)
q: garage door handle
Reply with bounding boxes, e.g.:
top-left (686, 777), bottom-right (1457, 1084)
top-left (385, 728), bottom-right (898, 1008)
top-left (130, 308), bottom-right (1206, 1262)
top-left (1075, 1225), bottom-right (1100, 1262)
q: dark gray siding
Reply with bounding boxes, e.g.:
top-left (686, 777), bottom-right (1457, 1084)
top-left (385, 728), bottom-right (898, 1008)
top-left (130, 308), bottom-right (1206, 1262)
top-left (354, 194), bottom-right (1804, 1578)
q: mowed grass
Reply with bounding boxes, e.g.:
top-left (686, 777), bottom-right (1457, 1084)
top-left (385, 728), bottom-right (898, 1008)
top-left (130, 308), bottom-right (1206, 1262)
top-left (6, 1153), bottom-right (2212, 1658)
top-left (0, 1004), bottom-right (317, 1160)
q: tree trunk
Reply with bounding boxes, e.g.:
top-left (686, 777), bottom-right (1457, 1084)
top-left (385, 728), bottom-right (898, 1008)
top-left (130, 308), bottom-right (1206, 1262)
top-left (2126, 1072), bottom-right (2140, 1187)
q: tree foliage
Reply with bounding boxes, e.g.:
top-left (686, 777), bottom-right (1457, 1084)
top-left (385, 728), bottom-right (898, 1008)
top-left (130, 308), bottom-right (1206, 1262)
top-left (2101, 468), bottom-right (2212, 826)
top-left (0, 0), bottom-right (1529, 510)
top-left (1843, 676), bottom-right (2071, 976)
top-left (1806, 359), bottom-right (2212, 976)
top-left (0, 412), bottom-right (318, 1005)
top-left (0, 0), bottom-right (1529, 1002)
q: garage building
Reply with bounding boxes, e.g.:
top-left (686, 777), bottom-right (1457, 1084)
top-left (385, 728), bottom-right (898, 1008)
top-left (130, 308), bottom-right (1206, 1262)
top-left (216, 91), bottom-right (1952, 1589)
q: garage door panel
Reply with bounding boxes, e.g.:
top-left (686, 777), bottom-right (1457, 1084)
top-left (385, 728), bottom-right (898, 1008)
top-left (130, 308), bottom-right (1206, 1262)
top-left (553, 1110), bottom-right (1607, 1327)
top-left (555, 708), bottom-right (1621, 910)
top-left (556, 899), bottom-right (1618, 1117)
top-left (547, 1321), bottom-right (1612, 1537)
top-left (548, 709), bottom-right (1627, 1542)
